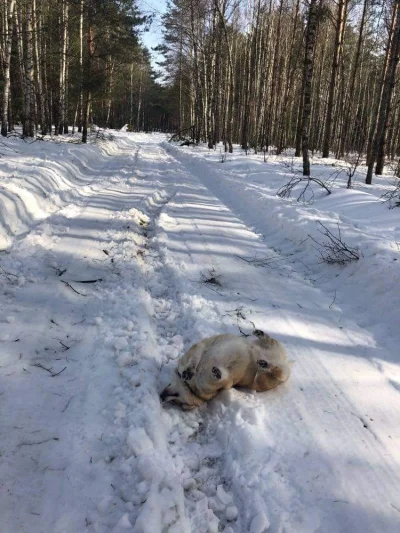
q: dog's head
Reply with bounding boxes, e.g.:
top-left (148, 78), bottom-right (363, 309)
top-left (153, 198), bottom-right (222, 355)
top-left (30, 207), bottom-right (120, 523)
top-left (160, 371), bottom-right (204, 410)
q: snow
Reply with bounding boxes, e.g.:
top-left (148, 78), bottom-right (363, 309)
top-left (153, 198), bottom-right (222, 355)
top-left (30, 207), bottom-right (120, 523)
top-left (1, 132), bottom-right (400, 533)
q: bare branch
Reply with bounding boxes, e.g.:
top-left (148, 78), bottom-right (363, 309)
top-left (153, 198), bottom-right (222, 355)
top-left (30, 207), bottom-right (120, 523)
top-left (61, 280), bottom-right (87, 296)
top-left (277, 176), bottom-right (331, 203)
top-left (309, 222), bottom-right (359, 265)
top-left (18, 437), bottom-right (59, 448)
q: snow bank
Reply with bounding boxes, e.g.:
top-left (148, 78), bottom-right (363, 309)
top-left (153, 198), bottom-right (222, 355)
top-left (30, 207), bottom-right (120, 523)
top-left (2, 132), bottom-right (399, 533)
top-left (0, 133), bottom-right (135, 250)
top-left (165, 142), bottom-right (400, 356)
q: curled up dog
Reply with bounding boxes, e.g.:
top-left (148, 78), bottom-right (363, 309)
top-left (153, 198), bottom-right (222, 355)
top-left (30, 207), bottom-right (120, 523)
top-left (160, 330), bottom-right (291, 410)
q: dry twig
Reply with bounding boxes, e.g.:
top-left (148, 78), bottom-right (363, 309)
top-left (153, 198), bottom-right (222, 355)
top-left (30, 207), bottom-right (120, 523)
top-left (235, 253), bottom-right (283, 268)
top-left (32, 362), bottom-right (67, 377)
top-left (277, 176), bottom-right (331, 203)
top-left (72, 278), bottom-right (102, 284)
top-left (309, 222), bottom-right (359, 265)
top-left (18, 437), bottom-right (59, 448)
top-left (381, 179), bottom-right (400, 209)
top-left (200, 268), bottom-right (221, 286)
top-left (61, 280), bottom-right (87, 296)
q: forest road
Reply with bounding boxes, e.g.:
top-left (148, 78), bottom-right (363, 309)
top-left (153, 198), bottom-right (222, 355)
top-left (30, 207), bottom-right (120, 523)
top-left (1, 133), bottom-right (399, 533)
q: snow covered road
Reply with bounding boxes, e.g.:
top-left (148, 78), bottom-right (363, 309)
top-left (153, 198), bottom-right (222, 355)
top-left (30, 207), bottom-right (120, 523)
top-left (1, 133), bottom-right (400, 533)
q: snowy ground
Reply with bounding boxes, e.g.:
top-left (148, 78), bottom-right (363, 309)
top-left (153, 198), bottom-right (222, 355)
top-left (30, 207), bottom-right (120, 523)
top-left (1, 132), bottom-right (400, 533)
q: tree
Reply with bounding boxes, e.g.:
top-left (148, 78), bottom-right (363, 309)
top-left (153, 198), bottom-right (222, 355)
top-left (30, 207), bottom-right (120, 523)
top-left (322, 0), bottom-right (348, 158)
top-left (366, 0), bottom-right (400, 184)
top-left (1, 0), bottom-right (16, 137)
top-left (0, 0), bottom-right (166, 138)
top-left (301, 0), bottom-right (320, 176)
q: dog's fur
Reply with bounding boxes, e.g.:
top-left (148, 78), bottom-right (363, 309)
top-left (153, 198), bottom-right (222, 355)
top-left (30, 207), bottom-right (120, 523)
top-left (160, 330), bottom-right (290, 410)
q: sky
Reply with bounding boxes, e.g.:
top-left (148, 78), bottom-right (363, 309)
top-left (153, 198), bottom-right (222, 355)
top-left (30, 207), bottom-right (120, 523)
top-left (138, 0), bottom-right (168, 73)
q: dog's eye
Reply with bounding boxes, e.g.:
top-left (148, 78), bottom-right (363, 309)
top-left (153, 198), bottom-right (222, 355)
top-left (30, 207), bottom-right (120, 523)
top-left (212, 367), bottom-right (222, 380)
top-left (182, 368), bottom-right (194, 381)
top-left (258, 359), bottom-right (269, 368)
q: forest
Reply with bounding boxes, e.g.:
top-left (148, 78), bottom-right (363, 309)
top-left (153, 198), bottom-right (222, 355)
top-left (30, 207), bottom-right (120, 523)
top-left (0, 0), bottom-right (171, 142)
top-left (2, 3), bottom-right (400, 532)
top-left (1, 0), bottom-right (400, 181)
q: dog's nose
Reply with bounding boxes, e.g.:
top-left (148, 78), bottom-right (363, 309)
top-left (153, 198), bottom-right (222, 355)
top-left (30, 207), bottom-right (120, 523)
top-left (160, 388), bottom-right (169, 402)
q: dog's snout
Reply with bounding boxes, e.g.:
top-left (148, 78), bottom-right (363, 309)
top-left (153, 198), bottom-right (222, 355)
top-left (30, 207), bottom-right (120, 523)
top-left (160, 387), bottom-right (169, 402)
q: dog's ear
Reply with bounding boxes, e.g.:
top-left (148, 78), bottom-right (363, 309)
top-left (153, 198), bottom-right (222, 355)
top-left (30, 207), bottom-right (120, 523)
top-left (212, 366), bottom-right (222, 380)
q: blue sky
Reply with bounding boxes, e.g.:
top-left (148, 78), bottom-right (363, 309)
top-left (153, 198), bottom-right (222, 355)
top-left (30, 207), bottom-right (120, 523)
top-left (138, 0), bottom-right (168, 72)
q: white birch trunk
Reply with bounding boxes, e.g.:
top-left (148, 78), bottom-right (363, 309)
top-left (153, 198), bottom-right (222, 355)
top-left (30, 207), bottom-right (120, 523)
top-left (1, 0), bottom-right (16, 137)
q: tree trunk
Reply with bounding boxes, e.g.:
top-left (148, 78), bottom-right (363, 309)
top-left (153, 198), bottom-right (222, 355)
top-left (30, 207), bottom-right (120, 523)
top-left (366, 0), bottom-right (400, 183)
top-left (301, 0), bottom-right (319, 176)
top-left (136, 63), bottom-right (143, 131)
top-left (338, 0), bottom-right (368, 157)
top-left (63, 2), bottom-right (69, 134)
top-left (82, 1), bottom-right (94, 144)
top-left (78, 0), bottom-right (84, 132)
top-left (25, 0), bottom-right (35, 137)
top-left (322, 0), bottom-right (347, 158)
top-left (59, 0), bottom-right (68, 134)
top-left (1, 0), bottom-right (16, 137)
top-left (32, 0), bottom-right (47, 134)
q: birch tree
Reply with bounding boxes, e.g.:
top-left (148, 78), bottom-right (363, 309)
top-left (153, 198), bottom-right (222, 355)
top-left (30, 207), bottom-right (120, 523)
top-left (1, 0), bottom-right (16, 137)
top-left (301, 0), bottom-right (320, 176)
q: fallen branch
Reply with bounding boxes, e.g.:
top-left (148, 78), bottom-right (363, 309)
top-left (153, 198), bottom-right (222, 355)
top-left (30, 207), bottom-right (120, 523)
top-left (309, 222), bottom-right (359, 265)
top-left (277, 176), bottom-right (331, 203)
top-left (168, 125), bottom-right (195, 143)
top-left (72, 318), bottom-right (86, 325)
top-left (235, 254), bottom-right (283, 268)
top-left (61, 280), bottom-right (87, 296)
top-left (200, 268), bottom-right (221, 286)
top-left (202, 283), bottom-right (223, 296)
top-left (381, 179), bottom-right (400, 209)
top-left (32, 362), bottom-right (67, 377)
top-left (0, 265), bottom-right (19, 281)
top-left (72, 278), bottom-right (103, 284)
top-left (18, 437), bottom-right (59, 448)
top-left (61, 396), bottom-right (74, 412)
top-left (59, 341), bottom-right (70, 351)
top-left (224, 305), bottom-right (247, 321)
top-left (32, 363), bottom-right (53, 374)
top-left (224, 305), bottom-right (256, 336)
top-left (51, 367), bottom-right (67, 377)
top-left (329, 291), bottom-right (337, 309)
top-left (52, 266), bottom-right (67, 277)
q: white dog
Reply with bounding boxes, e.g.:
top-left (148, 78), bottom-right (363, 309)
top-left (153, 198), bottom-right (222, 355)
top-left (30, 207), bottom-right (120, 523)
top-left (160, 330), bottom-right (291, 410)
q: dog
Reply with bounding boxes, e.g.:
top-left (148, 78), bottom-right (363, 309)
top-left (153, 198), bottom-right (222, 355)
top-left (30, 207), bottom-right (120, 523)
top-left (160, 330), bottom-right (291, 410)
